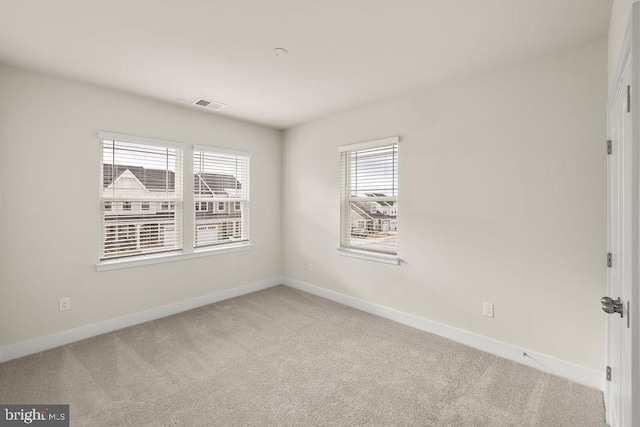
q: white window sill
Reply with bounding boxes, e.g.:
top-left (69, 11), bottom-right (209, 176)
top-left (337, 248), bottom-right (400, 265)
top-left (96, 243), bottom-right (252, 271)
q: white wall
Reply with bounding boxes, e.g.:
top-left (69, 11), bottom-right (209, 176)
top-left (609, 0), bottom-right (638, 87)
top-left (0, 65), bottom-right (282, 348)
top-left (282, 40), bottom-right (607, 371)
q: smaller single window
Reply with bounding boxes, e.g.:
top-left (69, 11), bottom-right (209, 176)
top-left (104, 202), bottom-right (112, 211)
top-left (161, 202), bottom-right (169, 211)
top-left (123, 201), bottom-right (132, 211)
top-left (218, 202), bottom-right (226, 211)
top-left (340, 138), bottom-right (398, 256)
top-left (141, 202), bottom-right (150, 211)
top-left (234, 202), bottom-right (241, 211)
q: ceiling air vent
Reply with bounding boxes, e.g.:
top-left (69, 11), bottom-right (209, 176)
top-left (193, 98), bottom-right (226, 111)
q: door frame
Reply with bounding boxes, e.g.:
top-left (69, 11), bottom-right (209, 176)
top-left (607, 3), bottom-right (640, 426)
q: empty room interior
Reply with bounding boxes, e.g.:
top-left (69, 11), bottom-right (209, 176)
top-left (1, 0), bottom-right (639, 426)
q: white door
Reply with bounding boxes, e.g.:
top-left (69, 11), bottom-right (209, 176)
top-left (605, 58), bottom-right (633, 427)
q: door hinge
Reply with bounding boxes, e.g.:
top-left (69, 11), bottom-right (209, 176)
top-left (627, 85), bottom-right (631, 113)
top-left (606, 366), bottom-right (611, 381)
top-left (607, 252), bottom-right (612, 268)
top-left (607, 140), bottom-right (612, 155)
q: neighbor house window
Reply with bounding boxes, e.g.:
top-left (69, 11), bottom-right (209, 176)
top-left (194, 146), bottom-right (250, 249)
top-left (340, 137), bottom-right (398, 257)
top-left (99, 132), bottom-right (183, 260)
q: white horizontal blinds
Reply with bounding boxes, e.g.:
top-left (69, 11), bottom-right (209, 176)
top-left (193, 147), bottom-right (250, 249)
top-left (340, 140), bottom-right (398, 255)
top-left (100, 138), bottom-right (183, 260)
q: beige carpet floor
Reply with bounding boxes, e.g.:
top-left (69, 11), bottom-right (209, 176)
top-left (0, 285), bottom-right (605, 426)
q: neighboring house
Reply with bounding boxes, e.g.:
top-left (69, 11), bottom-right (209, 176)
top-left (350, 193), bottom-right (397, 236)
top-left (102, 165), bottom-right (242, 256)
top-left (364, 193), bottom-right (398, 216)
top-left (194, 172), bottom-right (243, 246)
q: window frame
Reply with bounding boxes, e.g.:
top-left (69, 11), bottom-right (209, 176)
top-left (96, 133), bottom-right (253, 271)
top-left (98, 132), bottom-right (184, 264)
top-left (338, 136), bottom-right (400, 265)
top-left (193, 145), bottom-right (251, 251)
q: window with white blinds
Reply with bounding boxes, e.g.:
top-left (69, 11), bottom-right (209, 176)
top-left (99, 132), bottom-right (183, 260)
top-left (340, 137), bottom-right (398, 255)
top-left (193, 146), bottom-right (250, 249)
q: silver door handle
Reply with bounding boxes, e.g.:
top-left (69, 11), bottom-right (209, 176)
top-left (601, 296), bottom-right (624, 317)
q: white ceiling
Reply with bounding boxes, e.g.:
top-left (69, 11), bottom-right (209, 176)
top-left (0, 0), bottom-right (611, 129)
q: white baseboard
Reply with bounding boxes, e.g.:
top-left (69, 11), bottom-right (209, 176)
top-left (0, 277), bottom-right (283, 363)
top-left (282, 277), bottom-right (604, 390)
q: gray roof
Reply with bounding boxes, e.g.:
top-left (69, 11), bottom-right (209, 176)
top-left (352, 201), bottom-right (396, 220)
top-left (103, 164), bottom-right (175, 191)
top-left (364, 193), bottom-right (395, 207)
top-left (195, 173), bottom-right (241, 196)
top-left (103, 165), bottom-right (241, 195)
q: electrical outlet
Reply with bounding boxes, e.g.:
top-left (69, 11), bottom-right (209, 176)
top-left (308, 263), bottom-right (314, 272)
top-left (482, 302), bottom-right (494, 318)
top-left (59, 297), bottom-right (71, 311)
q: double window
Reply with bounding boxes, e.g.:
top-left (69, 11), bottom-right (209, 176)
top-left (99, 132), bottom-right (250, 263)
top-left (340, 137), bottom-right (398, 260)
